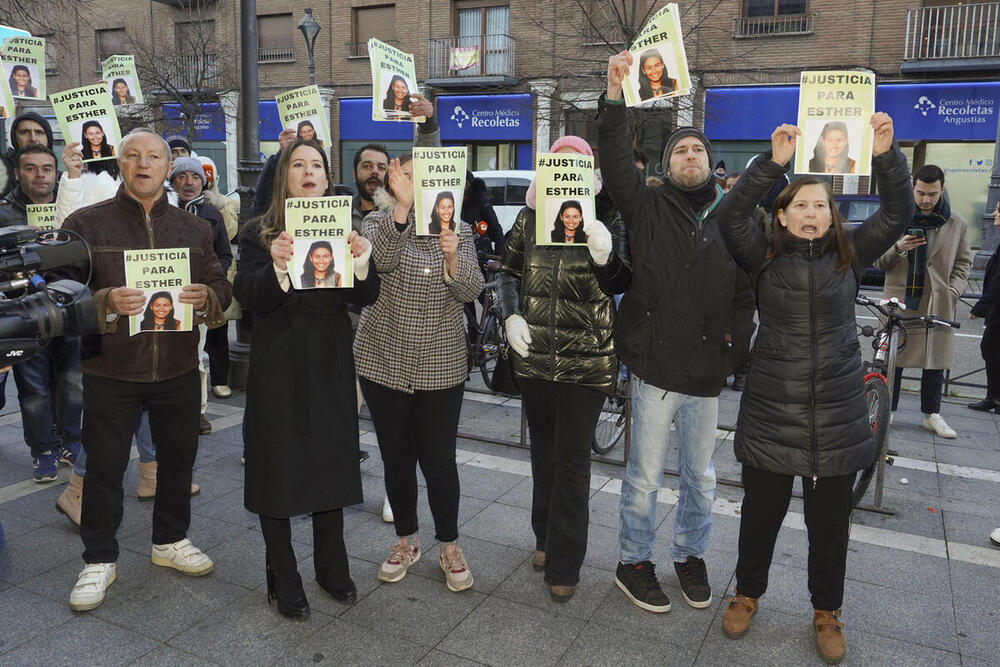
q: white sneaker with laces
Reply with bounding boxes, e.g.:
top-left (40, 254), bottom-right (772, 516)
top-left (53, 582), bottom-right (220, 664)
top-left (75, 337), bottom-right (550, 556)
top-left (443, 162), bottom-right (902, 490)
top-left (990, 527), bottom-right (1000, 547)
top-left (382, 496), bottom-right (394, 523)
top-left (151, 538), bottom-right (214, 576)
top-left (378, 538), bottom-right (420, 582)
top-left (922, 413), bottom-right (957, 439)
top-left (69, 563), bottom-right (116, 611)
top-left (439, 545), bottom-right (474, 592)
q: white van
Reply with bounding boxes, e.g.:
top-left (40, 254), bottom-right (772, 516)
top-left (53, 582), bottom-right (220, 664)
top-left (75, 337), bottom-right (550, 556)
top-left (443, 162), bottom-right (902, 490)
top-left (473, 170), bottom-right (534, 235)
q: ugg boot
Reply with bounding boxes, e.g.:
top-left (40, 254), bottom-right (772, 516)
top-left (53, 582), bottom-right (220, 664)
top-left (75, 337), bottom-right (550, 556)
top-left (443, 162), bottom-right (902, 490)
top-left (814, 609), bottom-right (846, 664)
top-left (137, 461), bottom-right (200, 500)
top-left (56, 472), bottom-right (84, 526)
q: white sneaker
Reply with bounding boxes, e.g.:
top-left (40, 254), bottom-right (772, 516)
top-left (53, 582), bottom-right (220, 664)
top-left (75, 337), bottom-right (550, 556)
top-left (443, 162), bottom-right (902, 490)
top-left (439, 545), bottom-right (474, 592)
top-left (991, 528), bottom-right (1000, 547)
top-left (922, 413), bottom-right (957, 439)
top-left (382, 496), bottom-right (394, 523)
top-left (151, 538), bottom-right (214, 576)
top-left (378, 538), bottom-right (420, 583)
top-left (69, 563), bottom-right (116, 611)
top-left (212, 385), bottom-right (232, 398)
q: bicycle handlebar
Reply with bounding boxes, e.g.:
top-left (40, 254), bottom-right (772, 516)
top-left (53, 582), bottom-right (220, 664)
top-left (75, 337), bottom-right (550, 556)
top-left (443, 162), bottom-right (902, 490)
top-left (855, 295), bottom-right (960, 329)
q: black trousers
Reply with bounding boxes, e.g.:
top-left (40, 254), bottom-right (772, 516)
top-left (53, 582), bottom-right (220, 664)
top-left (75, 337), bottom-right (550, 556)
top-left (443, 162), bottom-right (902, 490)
top-left (520, 378), bottom-right (605, 586)
top-left (359, 377), bottom-right (464, 542)
top-left (259, 510), bottom-right (350, 589)
top-left (735, 464), bottom-right (855, 611)
top-left (204, 324), bottom-right (230, 387)
top-left (891, 366), bottom-right (944, 414)
top-left (982, 324), bottom-right (1000, 398)
top-left (80, 370), bottom-right (200, 563)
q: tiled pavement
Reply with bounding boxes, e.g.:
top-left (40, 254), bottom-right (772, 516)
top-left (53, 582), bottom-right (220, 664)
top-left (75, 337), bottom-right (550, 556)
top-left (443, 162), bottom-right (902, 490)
top-left (0, 376), bottom-right (998, 666)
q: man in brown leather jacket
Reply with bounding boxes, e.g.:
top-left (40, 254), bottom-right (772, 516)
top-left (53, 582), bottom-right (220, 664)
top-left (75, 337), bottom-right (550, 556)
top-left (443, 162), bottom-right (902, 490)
top-left (61, 128), bottom-right (232, 612)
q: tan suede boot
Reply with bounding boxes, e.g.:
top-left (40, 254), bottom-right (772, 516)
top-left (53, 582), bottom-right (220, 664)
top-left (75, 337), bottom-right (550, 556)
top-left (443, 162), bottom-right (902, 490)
top-left (137, 461), bottom-right (200, 500)
top-left (55, 472), bottom-right (84, 526)
top-left (722, 592), bottom-right (758, 639)
top-left (814, 609), bottom-right (846, 664)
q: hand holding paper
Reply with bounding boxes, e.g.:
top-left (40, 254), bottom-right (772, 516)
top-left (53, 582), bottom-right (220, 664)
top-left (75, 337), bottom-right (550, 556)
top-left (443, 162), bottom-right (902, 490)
top-left (388, 159), bottom-right (413, 213)
top-left (504, 314), bottom-right (532, 359)
top-left (270, 230), bottom-right (293, 271)
top-left (278, 128), bottom-right (297, 151)
top-left (606, 51), bottom-right (632, 101)
top-left (109, 287), bottom-right (146, 316)
top-left (770, 124), bottom-right (800, 167)
top-left (62, 142), bottom-right (83, 179)
top-left (349, 230), bottom-right (372, 281)
top-left (178, 284), bottom-right (209, 310)
top-left (409, 93), bottom-right (434, 120)
top-left (870, 112), bottom-right (894, 157)
top-left (586, 220), bottom-right (612, 266)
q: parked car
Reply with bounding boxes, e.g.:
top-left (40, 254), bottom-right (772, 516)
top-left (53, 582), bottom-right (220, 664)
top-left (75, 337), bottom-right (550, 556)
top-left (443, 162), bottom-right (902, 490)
top-left (474, 170), bottom-right (534, 235)
top-left (836, 193), bottom-right (885, 286)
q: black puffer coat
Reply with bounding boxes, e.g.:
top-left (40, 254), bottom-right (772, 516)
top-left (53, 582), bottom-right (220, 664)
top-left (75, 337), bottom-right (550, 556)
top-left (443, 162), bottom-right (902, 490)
top-left (498, 204), bottom-right (630, 395)
top-left (717, 146), bottom-right (913, 478)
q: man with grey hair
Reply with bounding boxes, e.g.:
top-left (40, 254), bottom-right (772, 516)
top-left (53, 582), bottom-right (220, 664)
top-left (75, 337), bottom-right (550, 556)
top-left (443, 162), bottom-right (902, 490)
top-left (61, 127), bottom-right (232, 611)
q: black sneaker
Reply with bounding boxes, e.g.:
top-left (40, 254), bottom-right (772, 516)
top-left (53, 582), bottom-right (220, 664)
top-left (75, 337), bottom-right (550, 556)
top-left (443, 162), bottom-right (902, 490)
top-left (615, 561), bottom-right (671, 613)
top-left (674, 556), bottom-right (712, 608)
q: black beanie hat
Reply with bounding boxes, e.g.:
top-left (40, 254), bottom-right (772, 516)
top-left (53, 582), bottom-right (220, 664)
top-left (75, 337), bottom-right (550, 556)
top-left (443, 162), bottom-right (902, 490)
top-left (660, 127), bottom-right (714, 191)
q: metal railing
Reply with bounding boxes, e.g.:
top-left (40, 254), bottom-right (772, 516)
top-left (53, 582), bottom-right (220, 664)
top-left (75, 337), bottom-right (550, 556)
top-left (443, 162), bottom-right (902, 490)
top-left (427, 33), bottom-right (515, 80)
top-left (167, 54), bottom-right (219, 90)
top-left (732, 13), bottom-right (814, 38)
top-left (258, 46), bottom-right (294, 63)
top-left (904, 2), bottom-right (1000, 60)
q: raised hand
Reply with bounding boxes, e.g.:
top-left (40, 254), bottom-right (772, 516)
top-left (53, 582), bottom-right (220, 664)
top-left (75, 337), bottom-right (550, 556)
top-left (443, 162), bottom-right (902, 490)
top-left (387, 158), bottom-right (413, 212)
top-left (870, 112), bottom-right (894, 157)
top-left (606, 50), bottom-right (632, 100)
top-left (770, 123), bottom-right (800, 167)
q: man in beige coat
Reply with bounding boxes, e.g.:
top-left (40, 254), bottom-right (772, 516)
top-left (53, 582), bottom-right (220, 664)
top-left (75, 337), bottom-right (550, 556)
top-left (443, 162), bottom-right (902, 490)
top-left (874, 164), bottom-right (972, 438)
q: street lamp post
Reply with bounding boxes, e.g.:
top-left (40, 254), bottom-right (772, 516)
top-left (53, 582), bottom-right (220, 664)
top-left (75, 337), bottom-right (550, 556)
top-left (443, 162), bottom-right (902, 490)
top-left (298, 8), bottom-right (321, 86)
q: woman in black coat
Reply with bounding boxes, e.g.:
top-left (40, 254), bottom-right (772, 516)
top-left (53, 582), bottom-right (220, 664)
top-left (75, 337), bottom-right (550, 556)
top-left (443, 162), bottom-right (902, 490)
top-left (714, 113), bottom-right (911, 663)
top-left (234, 139), bottom-right (379, 619)
top-left (968, 203), bottom-right (1000, 412)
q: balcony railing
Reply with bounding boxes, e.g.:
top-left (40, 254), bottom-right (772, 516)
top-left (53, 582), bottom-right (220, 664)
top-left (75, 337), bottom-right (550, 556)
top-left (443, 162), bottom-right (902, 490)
top-left (732, 13), bottom-right (814, 38)
top-left (427, 34), bottom-right (515, 82)
top-left (167, 54), bottom-right (219, 91)
top-left (258, 46), bottom-right (294, 63)
top-left (904, 2), bottom-right (1000, 60)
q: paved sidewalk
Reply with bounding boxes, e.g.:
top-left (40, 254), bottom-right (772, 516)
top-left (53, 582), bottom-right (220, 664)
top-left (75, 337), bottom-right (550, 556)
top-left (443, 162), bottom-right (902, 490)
top-left (0, 379), bottom-right (998, 665)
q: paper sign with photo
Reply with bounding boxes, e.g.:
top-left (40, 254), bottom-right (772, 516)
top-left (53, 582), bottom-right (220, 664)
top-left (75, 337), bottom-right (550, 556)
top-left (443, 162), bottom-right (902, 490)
top-left (123, 248), bottom-right (193, 336)
top-left (368, 38), bottom-right (425, 123)
top-left (50, 83), bottom-right (123, 164)
top-left (26, 204), bottom-right (56, 230)
top-left (534, 153), bottom-right (596, 247)
top-left (276, 85), bottom-right (331, 147)
top-left (795, 70), bottom-right (876, 177)
top-left (413, 147), bottom-right (467, 237)
top-left (2, 35), bottom-right (46, 100)
top-left (622, 4), bottom-right (691, 107)
top-left (102, 55), bottom-right (144, 106)
top-left (285, 196), bottom-right (354, 290)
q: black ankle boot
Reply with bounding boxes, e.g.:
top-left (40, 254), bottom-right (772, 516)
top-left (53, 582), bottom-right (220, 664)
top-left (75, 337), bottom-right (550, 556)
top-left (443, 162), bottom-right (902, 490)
top-left (317, 574), bottom-right (357, 604)
top-left (967, 397), bottom-right (1000, 413)
top-left (266, 561), bottom-right (310, 619)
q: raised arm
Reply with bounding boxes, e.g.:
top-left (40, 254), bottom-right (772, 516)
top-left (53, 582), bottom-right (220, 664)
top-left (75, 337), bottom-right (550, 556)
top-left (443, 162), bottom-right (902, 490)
top-left (363, 158), bottom-right (413, 274)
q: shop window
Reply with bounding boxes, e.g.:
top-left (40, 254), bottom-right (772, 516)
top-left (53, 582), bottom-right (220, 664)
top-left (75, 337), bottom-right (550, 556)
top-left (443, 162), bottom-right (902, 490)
top-left (352, 5), bottom-right (395, 58)
top-left (95, 28), bottom-right (128, 73)
top-left (258, 14), bottom-right (294, 63)
top-left (735, 1), bottom-right (812, 37)
top-left (923, 142), bottom-right (994, 248)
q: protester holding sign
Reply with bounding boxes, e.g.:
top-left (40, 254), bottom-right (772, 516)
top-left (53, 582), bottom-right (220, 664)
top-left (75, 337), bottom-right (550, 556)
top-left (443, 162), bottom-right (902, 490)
top-left (277, 85), bottom-right (330, 147)
top-left (235, 138), bottom-right (378, 619)
top-left (796, 71), bottom-right (875, 176)
top-left (368, 38), bottom-right (425, 123)
top-left (498, 136), bottom-right (630, 602)
top-left (284, 196), bottom-right (354, 289)
top-left (621, 4), bottom-right (691, 106)
top-left (51, 84), bottom-right (122, 179)
top-left (714, 114), bottom-right (909, 663)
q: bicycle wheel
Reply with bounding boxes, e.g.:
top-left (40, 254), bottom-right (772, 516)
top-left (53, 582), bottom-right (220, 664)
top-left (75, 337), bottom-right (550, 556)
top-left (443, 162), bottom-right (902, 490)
top-left (477, 312), bottom-right (505, 390)
top-left (854, 374), bottom-right (890, 506)
top-left (593, 372), bottom-right (630, 455)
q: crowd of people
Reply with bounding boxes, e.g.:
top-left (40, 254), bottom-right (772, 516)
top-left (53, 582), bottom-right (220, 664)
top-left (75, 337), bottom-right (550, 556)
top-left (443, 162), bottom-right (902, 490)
top-left (0, 50), bottom-right (997, 666)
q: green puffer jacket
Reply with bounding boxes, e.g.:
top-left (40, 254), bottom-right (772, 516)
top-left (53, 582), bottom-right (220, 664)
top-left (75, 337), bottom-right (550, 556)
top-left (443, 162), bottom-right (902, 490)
top-left (497, 204), bottom-right (631, 395)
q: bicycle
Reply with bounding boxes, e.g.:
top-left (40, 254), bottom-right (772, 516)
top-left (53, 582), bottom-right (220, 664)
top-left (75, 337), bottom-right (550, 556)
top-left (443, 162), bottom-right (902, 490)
top-left (467, 253), bottom-right (512, 393)
top-left (852, 294), bottom-right (959, 509)
top-left (592, 364), bottom-right (631, 455)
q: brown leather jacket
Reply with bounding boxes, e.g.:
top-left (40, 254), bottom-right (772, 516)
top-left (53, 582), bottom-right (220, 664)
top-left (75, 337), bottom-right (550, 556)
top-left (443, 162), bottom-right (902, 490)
top-left (62, 185), bottom-right (231, 382)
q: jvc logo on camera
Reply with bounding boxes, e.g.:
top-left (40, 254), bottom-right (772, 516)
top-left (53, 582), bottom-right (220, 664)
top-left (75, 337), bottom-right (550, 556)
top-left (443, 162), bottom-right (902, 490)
top-left (6, 350), bottom-right (24, 358)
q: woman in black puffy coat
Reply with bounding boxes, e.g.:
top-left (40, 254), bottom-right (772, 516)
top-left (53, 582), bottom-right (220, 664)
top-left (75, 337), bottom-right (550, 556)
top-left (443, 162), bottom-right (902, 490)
top-left (713, 114), bottom-right (912, 663)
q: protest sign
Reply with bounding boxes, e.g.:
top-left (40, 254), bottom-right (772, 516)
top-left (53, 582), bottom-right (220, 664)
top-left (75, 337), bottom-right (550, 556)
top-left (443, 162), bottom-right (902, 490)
top-left (795, 70), bottom-right (876, 176)
top-left (534, 153), bottom-right (596, 247)
top-left (124, 248), bottom-right (192, 336)
top-left (2, 35), bottom-right (45, 100)
top-left (276, 85), bottom-right (330, 146)
top-left (413, 147), bottom-right (467, 237)
top-left (0, 26), bottom-right (32, 116)
top-left (26, 204), bottom-right (56, 230)
top-left (50, 84), bottom-right (122, 163)
top-left (622, 4), bottom-right (691, 107)
top-left (285, 196), bottom-right (354, 289)
top-left (102, 55), bottom-right (144, 106)
top-left (368, 38), bottom-right (425, 123)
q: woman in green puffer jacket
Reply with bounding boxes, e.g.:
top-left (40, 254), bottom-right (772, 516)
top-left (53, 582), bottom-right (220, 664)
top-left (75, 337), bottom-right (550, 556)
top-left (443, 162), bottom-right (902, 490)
top-left (497, 136), bottom-right (630, 603)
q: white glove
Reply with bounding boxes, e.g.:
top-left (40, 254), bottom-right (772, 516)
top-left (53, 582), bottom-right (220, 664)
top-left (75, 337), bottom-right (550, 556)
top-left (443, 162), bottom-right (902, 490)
top-left (504, 314), bottom-right (532, 358)
top-left (586, 220), bottom-right (612, 266)
top-left (353, 241), bottom-right (372, 281)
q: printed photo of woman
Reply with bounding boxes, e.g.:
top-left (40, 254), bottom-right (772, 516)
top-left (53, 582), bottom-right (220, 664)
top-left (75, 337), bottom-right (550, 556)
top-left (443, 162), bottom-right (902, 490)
top-left (299, 240), bottom-right (343, 288)
top-left (8, 64), bottom-right (37, 98)
top-left (139, 292), bottom-right (183, 332)
top-left (807, 121), bottom-right (857, 174)
top-left (427, 191), bottom-right (456, 234)
top-left (296, 119), bottom-right (324, 147)
top-left (637, 50), bottom-right (676, 101)
top-left (110, 78), bottom-right (136, 106)
top-left (80, 120), bottom-right (116, 161)
top-left (550, 200), bottom-right (587, 244)
top-left (381, 74), bottom-right (412, 117)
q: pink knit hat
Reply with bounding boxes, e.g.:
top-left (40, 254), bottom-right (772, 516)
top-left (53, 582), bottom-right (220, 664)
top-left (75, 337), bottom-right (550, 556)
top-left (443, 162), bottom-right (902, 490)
top-left (548, 135), bottom-right (593, 157)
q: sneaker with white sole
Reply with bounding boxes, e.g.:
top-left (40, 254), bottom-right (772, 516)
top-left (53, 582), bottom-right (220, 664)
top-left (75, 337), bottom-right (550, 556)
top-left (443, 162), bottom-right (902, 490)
top-left (922, 413), bottom-right (957, 439)
top-left (378, 538), bottom-right (420, 582)
top-left (991, 527), bottom-right (1000, 547)
top-left (151, 538), bottom-right (214, 576)
top-left (439, 545), bottom-right (473, 592)
top-left (69, 563), bottom-right (116, 611)
top-left (382, 496), bottom-right (394, 523)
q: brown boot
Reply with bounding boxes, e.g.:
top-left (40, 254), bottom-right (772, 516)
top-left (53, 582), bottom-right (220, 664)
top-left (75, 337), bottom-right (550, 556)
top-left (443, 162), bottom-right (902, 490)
top-left (531, 551), bottom-right (545, 572)
top-left (722, 592), bottom-right (758, 639)
top-left (137, 461), bottom-right (200, 500)
top-left (814, 609), bottom-right (846, 664)
top-left (549, 584), bottom-right (575, 602)
top-left (56, 472), bottom-right (84, 526)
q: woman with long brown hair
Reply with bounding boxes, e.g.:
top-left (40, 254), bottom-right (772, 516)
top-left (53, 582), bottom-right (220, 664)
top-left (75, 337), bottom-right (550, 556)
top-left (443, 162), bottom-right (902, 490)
top-left (234, 138), bottom-right (379, 619)
top-left (713, 113), bottom-right (911, 663)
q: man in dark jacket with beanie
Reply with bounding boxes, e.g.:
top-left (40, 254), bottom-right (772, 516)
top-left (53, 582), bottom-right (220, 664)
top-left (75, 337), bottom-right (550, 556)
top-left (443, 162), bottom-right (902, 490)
top-left (599, 51), bottom-right (753, 614)
top-left (0, 112), bottom-right (56, 199)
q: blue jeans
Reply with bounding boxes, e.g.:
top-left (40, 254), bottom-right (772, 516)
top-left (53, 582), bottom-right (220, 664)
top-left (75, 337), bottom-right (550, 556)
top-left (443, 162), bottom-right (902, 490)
top-left (12, 336), bottom-right (83, 458)
top-left (72, 407), bottom-right (157, 477)
top-left (619, 374), bottom-right (718, 564)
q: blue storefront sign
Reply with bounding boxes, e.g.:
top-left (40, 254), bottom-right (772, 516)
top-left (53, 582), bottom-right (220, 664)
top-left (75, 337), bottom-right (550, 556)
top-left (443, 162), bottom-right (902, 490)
top-left (705, 80), bottom-right (1000, 142)
top-left (162, 103), bottom-right (226, 141)
top-left (339, 98), bottom-right (417, 141)
top-left (437, 94), bottom-right (533, 142)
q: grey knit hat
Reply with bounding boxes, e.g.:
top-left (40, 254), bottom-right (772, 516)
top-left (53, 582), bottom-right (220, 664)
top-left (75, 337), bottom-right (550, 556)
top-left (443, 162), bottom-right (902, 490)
top-left (169, 156), bottom-right (204, 185)
top-left (661, 126), bottom-right (714, 191)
